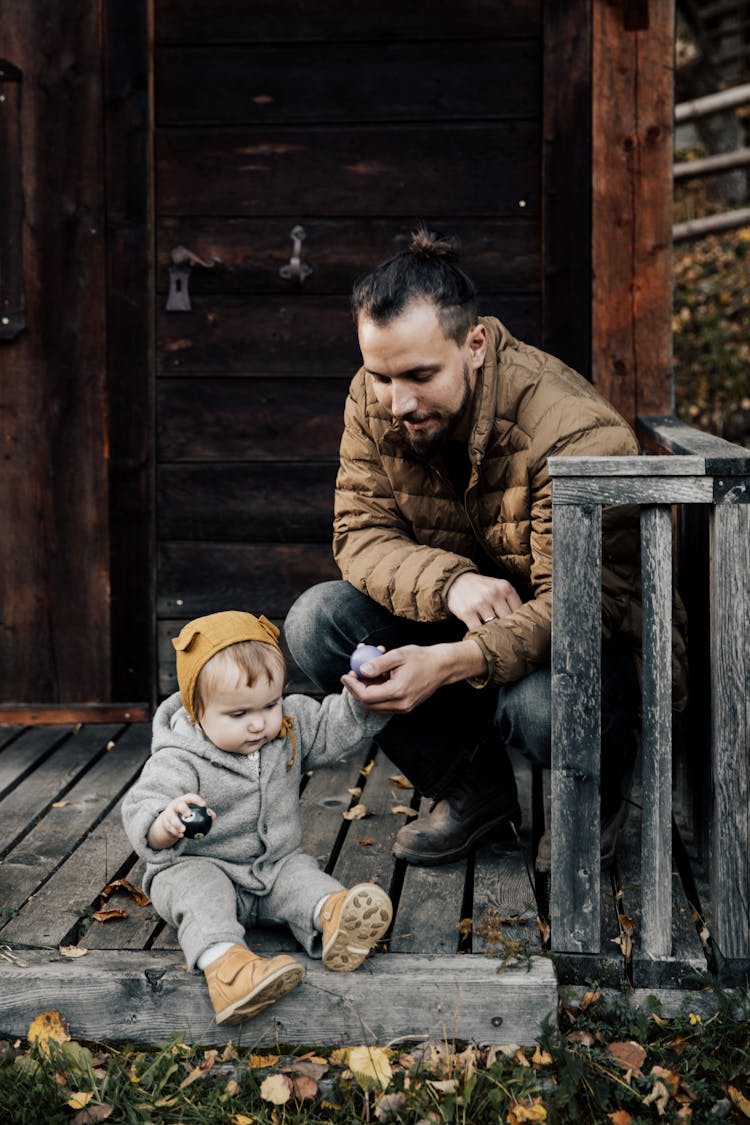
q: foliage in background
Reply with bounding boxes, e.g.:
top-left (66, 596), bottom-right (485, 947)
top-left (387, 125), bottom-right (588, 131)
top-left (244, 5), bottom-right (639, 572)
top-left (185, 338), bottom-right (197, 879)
top-left (673, 173), bottom-right (750, 448)
top-left (2, 987), bottom-right (750, 1124)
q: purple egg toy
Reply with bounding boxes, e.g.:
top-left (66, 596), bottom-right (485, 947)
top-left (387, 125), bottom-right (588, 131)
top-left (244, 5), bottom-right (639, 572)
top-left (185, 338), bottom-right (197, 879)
top-left (350, 644), bottom-right (384, 680)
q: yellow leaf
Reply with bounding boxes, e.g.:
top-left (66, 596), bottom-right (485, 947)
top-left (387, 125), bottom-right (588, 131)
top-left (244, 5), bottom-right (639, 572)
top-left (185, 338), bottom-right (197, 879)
top-left (388, 774), bottom-right (412, 789)
top-left (52, 801), bottom-right (69, 808)
top-left (508, 1096), bottom-right (547, 1122)
top-left (28, 1010), bottom-right (71, 1052)
top-left (260, 1074), bottom-right (293, 1104)
top-left (347, 1045), bottom-right (393, 1091)
top-left (608, 1112), bottom-right (633, 1124)
top-left (532, 1045), bottom-right (553, 1066)
top-left (729, 1085), bottom-right (750, 1118)
top-left (231, 1116), bottom-right (256, 1125)
top-left (248, 1053), bottom-right (279, 1069)
top-left (391, 804), bottom-right (417, 817)
top-left (343, 803), bottom-right (369, 820)
top-left (59, 945), bottom-right (89, 959)
top-left (68, 1092), bottom-right (93, 1110)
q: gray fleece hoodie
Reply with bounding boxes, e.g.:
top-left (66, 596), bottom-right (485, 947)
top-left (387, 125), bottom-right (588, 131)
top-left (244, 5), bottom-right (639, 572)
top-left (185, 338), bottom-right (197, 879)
top-left (121, 689), bottom-right (386, 897)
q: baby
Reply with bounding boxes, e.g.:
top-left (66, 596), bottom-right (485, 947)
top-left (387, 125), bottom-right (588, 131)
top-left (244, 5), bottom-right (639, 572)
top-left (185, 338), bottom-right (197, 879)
top-left (122, 610), bottom-right (392, 1026)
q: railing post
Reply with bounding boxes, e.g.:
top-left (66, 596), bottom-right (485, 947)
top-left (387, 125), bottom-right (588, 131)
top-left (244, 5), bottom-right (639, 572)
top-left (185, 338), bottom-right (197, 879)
top-left (551, 499), bottom-right (602, 953)
top-left (640, 505), bottom-right (673, 958)
top-left (709, 499), bottom-right (750, 961)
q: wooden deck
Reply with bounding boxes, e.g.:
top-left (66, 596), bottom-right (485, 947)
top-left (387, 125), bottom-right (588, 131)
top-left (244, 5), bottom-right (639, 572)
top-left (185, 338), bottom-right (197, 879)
top-left (0, 720), bottom-right (712, 1046)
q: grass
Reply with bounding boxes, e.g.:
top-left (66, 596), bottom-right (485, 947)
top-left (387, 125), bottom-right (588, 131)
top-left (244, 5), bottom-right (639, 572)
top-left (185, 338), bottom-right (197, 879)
top-left (2, 984), bottom-right (750, 1123)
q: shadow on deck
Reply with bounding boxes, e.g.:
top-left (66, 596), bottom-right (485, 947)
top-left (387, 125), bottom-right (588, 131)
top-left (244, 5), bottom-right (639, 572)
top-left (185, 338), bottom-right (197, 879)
top-left (0, 720), bottom-right (712, 1046)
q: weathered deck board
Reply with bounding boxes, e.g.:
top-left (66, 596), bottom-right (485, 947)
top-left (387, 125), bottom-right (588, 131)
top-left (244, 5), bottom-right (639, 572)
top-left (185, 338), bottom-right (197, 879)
top-left (0, 948), bottom-right (558, 1047)
top-left (0, 718), bottom-right (718, 1044)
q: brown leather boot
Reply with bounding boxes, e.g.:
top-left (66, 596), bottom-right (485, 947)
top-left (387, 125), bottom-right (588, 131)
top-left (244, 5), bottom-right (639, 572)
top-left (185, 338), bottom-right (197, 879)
top-left (320, 883), bottom-right (392, 971)
top-left (204, 945), bottom-right (304, 1025)
top-left (392, 755), bottom-right (521, 866)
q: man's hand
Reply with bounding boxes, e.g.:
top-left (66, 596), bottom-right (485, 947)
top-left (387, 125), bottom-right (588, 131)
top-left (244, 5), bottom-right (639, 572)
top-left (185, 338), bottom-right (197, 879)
top-left (147, 793), bottom-right (216, 850)
top-left (341, 640), bottom-right (487, 713)
top-left (446, 572), bottom-right (522, 630)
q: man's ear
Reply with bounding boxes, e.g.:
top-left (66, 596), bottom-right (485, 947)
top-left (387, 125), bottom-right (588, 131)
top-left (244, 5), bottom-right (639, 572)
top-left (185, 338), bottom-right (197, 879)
top-left (466, 322), bottom-right (487, 370)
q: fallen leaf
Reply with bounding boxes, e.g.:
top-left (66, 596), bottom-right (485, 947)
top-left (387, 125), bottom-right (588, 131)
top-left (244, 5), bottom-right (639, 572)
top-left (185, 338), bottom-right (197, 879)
top-left (375, 1091), bottom-right (409, 1121)
top-left (231, 1116), bottom-right (256, 1125)
top-left (514, 1048), bottom-right (530, 1068)
top-left (28, 1011), bottom-right (71, 1051)
top-left (651, 1066), bottom-right (679, 1094)
top-left (391, 804), bottom-right (417, 818)
top-left (359, 838), bottom-right (375, 846)
top-left (284, 1058), bottom-right (327, 1081)
top-left (348, 1045), bottom-right (393, 1091)
top-left (388, 774), bottom-right (412, 789)
top-left (456, 918), bottom-right (473, 936)
top-left (729, 1085), bottom-right (750, 1118)
top-left (643, 1078), bottom-right (671, 1114)
top-left (68, 1092), bottom-right (94, 1110)
top-left (566, 1029), bottom-right (595, 1047)
top-left (100, 879), bottom-right (151, 906)
top-left (606, 1041), bottom-right (646, 1075)
top-left (609, 1112), bottom-right (633, 1124)
top-left (291, 1075), bottom-right (318, 1099)
top-left (71, 1105), bottom-right (112, 1125)
top-left (508, 1096), bottom-right (547, 1122)
top-left (536, 916), bottom-right (551, 944)
top-left (92, 909), bottom-right (128, 924)
top-left (59, 946), bottom-right (88, 959)
top-left (260, 1074), bottom-right (293, 1105)
top-left (106, 740), bottom-right (116, 750)
top-left (225, 1078), bottom-right (240, 1096)
top-left (532, 1045), bottom-right (553, 1066)
top-left (343, 803), bottom-right (369, 821)
top-left (348, 787), bottom-right (363, 798)
top-left (248, 1053), bottom-right (279, 1069)
top-left (426, 1078), bottom-right (458, 1095)
top-left (52, 801), bottom-right (69, 808)
top-left (361, 760), bottom-right (375, 775)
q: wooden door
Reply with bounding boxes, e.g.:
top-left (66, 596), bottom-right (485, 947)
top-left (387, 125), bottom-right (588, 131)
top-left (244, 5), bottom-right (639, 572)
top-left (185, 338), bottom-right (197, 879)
top-left (153, 0), bottom-right (545, 697)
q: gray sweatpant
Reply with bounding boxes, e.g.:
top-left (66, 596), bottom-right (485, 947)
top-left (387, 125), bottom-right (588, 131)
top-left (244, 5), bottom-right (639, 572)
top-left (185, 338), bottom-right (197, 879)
top-left (149, 853), bottom-right (343, 969)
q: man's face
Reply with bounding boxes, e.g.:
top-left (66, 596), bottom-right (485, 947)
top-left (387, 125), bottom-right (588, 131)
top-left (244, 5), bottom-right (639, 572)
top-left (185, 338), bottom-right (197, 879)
top-left (358, 300), bottom-right (487, 457)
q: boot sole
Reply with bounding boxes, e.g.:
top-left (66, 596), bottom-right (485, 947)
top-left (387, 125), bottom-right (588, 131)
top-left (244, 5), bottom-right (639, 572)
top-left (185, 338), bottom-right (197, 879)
top-left (392, 806), bottom-right (522, 867)
top-left (322, 885), bottom-right (392, 972)
top-left (215, 962), bottom-right (304, 1026)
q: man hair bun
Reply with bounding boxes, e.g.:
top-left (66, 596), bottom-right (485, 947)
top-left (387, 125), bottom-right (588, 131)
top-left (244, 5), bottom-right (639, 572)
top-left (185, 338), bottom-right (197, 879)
top-left (409, 227), bottom-right (460, 262)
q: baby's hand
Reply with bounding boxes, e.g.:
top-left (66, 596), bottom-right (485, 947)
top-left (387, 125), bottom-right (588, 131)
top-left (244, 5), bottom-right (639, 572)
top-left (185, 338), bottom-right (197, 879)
top-left (148, 793), bottom-right (215, 849)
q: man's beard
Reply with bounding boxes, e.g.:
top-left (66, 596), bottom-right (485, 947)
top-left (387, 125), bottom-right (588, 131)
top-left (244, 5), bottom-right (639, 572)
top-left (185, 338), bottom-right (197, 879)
top-left (397, 362), bottom-right (474, 457)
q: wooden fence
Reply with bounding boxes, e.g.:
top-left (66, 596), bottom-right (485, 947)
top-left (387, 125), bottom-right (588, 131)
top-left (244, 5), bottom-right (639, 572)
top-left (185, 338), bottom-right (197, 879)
top-left (548, 416), bottom-right (749, 975)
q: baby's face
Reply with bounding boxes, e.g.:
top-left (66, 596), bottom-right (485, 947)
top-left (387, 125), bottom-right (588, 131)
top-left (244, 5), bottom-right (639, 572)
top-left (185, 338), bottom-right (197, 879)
top-left (199, 665), bottom-right (284, 755)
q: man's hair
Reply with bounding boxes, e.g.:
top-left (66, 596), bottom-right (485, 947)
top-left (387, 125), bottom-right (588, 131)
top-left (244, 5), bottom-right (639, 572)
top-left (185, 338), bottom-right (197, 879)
top-left (351, 227), bottom-right (479, 346)
top-left (194, 640), bottom-right (286, 719)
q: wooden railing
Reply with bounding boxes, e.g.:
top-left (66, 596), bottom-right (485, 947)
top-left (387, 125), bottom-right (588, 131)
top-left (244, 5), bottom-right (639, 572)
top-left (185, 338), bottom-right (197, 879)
top-left (548, 416), bottom-right (749, 972)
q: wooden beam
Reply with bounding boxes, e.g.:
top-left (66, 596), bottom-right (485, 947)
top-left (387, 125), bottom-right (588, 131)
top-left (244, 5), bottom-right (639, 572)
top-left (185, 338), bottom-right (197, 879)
top-left (0, 949), bottom-right (558, 1046)
top-left (0, 705), bottom-right (150, 726)
top-left (591, 1), bottom-right (674, 423)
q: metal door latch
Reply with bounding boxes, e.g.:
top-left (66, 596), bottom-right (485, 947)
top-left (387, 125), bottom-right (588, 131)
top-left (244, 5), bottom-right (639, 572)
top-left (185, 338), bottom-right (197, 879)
top-left (279, 225), bottom-right (312, 283)
top-left (166, 245), bottom-right (218, 311)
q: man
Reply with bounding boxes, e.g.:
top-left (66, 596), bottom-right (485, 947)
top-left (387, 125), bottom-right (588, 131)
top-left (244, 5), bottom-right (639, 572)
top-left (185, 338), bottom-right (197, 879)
top-left (285, 229), bottom-right (678, 867)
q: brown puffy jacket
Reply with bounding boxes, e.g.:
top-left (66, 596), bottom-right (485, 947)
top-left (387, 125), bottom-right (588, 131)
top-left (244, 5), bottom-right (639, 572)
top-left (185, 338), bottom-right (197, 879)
top-left (334, 317), bottom-right (687, 704)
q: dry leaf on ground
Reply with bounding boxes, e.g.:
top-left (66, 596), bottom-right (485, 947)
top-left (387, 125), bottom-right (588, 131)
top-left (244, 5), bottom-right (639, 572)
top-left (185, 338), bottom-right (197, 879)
top-left (391, 804), bottom-right (417, 818)
top-left (343, 803), bottom-right (369, 820)
top-left (28, 1010), bottom-right (71, 1051)
top-left (388, 774), bottom-right (412, 789)
top-left (347, 1045), bottom-right (393, 1091)
top-left (607, 1041), bottom-right (646, 1075)
top-left (92, 908), bottom-right (128, 924)
top-left (260, 1073), bottom-right (293, 1104)
top-left (59, 945), bottom-right (88, 959)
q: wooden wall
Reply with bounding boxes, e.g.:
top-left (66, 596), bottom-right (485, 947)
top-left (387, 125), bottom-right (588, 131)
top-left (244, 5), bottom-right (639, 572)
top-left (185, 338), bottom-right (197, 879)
top-left (152, 0), bottom-right (547, 696)
top-left (0, 4), bottom-right (110, 704)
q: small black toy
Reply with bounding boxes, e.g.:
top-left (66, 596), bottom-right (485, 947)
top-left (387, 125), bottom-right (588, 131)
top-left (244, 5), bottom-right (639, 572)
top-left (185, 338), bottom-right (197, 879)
top-left (179, 802), bottom-right (212, 839)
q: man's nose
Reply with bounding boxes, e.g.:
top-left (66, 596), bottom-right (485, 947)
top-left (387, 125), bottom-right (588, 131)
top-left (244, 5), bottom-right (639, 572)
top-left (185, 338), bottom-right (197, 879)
top-left (390, 383), bottom-right (418, 417)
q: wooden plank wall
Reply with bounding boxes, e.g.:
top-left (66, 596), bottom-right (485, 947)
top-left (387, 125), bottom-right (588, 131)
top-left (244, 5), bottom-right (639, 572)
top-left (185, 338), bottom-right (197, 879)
top-left (152, 0), bottom-right (545, 696)
top-left (0, 3), bottom-right (110, 704)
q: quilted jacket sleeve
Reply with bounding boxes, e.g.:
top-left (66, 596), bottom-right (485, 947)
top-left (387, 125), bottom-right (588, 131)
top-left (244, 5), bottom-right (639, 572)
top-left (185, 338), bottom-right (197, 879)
top-left (467, 418), bottom-right (639, 686)
top-left (333, 380), bottom-right (477, 620)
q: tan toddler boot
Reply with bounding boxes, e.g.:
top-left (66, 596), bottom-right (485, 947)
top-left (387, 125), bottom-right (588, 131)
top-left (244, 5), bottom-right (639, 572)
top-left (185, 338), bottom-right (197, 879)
top-left (204, 945), bottom-right (304, 1025)
top-left (320, 883), bottom-right (392, 972)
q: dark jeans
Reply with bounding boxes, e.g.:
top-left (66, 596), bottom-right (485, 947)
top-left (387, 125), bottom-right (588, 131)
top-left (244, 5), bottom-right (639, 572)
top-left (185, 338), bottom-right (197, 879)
top-left (284, 580), bottom-right (640, 813)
